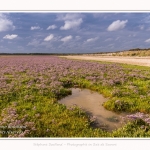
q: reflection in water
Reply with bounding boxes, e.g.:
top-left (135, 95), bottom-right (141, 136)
top-left (59, 88), bottom-right (127, 132)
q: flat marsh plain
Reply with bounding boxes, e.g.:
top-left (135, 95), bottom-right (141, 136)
top-left (1, 55), bottom-right (150, 137)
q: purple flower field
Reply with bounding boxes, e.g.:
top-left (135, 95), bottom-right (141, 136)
top-left (0, 55), bottom-right (150, 137)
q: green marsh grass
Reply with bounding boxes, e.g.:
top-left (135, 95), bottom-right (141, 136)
top-left (1, 56), bottom-right (150, 137)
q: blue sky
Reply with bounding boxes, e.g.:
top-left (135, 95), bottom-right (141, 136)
top-left (1, 12), bottom-right (150, 53)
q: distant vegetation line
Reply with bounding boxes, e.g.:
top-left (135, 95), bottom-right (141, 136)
top-left (0, 53), bottom-right (105, 55)
top-left (0, 53), bottom-right (82, 55)
top-left (1, 48), bottom-right (150, 56)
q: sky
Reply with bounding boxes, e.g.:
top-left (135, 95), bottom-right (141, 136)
top-left (1, 12), bottom-right (150, 53)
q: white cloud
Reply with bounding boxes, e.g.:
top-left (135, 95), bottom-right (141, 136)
top-left (57, 14), bottom-right (84, 30)
top-left (87, 38), bottom-right (94, 42)
top-left (115, 37), bottom-right (120, 41)
top-left (27, 39), bottom-right (40, 47)
top-left (86, 37), bottom-right (98, 43)
top-left (47, 25), bottom-right (57, 30)
top-left (143, 15), bottom-right (150, 23)
top-left (145, 38), bottom-right (150, 43)
top-left (30, 26), bottom-right (40, 30)
top-left (0, 14), bottom-right (15, 32)
top-left (60, 18), bottom-right (83, 30)
top-left (104, 38), bottom-right (112, 42)
top-left (107, 20), bottom-right (128, 31)
top-left (56, 13), bottom-right (83, 21)
top-left (128, 34), bottom-right (136, 37)
top-left (61, 35), bottom-right (72, 42)
top-left (3, 34), bottom-right (18, 40)
top-left (44, 34), bottom-right (54, 41)
top-left (75, 36), bottom-right (81, 40)
top-left (139, 25), bottom-right (144, 30)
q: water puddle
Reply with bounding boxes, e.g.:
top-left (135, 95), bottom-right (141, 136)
top-left (59, 88), bottom-right (127, 132)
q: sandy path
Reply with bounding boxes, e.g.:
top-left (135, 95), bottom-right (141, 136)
top-left (60, 56), bottom-right (150, 67)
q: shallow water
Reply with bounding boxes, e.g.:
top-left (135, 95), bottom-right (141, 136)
top-left (59, 88), bottom-right (127, 132)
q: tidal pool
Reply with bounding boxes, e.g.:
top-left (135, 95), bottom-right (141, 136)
top-left (59, 88), bottom-right (127, 132)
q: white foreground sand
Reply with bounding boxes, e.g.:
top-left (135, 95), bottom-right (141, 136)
top-left (60, 56), bottom-right (150, 67)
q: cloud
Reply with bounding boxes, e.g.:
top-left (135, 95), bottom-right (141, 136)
top-left (104, 38), bottom-right (112, 42)
top-left (30, 26), bottom-right (40, 30)
top-left (75, 36), bottom-right (81, 40)
top-left (56, 13), bottom-right (83, 21)
top-left (0, 14), bottom-right (15, 32)
top-left (60, 18), bottom-right (83, 30)
top-left (3, 34), bottom-right (18, 40)
top-left (61, 35), bottom-right (72, 42)
top-left (27, 39), bottom-right (40, 46)
top-left (139, 25), bottom-right (144, 30)
top-left (115, 37), bottom-right (120, 41)
top-left (44, 34), bottom-right (54, 41)
top-left (57, 14), bottom-right (83, 30)
top-left (47, 25), bottom-right (57, 30)
top-left (86, 37), bottom-right (98, 42)
top-left (107, 20), bottom-right (128, 31)
top-left (128, 34), bottom-right (136, 37)
top-left (143, 15), bottom-right (150, 23)
top-left (145, 38), bottom-right (150, 43)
